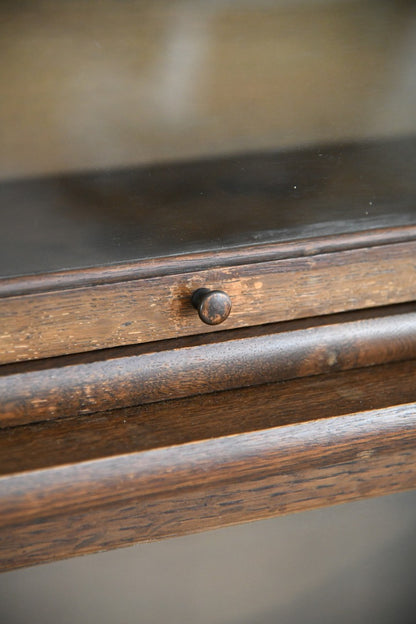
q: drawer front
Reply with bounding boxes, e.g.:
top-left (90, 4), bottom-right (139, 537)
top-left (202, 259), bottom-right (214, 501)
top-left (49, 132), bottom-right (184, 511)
top-left (1, 241), bottom-right (416, 364)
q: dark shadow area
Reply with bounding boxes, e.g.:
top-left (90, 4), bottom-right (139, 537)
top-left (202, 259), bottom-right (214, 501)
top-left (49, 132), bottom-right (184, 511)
top-left (1, 136), bottom-right (416, 278)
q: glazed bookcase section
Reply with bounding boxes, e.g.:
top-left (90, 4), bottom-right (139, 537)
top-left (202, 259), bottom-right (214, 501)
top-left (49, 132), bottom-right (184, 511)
top-left (1, 136), bottom-right (416, 364)
top-left (2, 136), bottom-right (416, 280)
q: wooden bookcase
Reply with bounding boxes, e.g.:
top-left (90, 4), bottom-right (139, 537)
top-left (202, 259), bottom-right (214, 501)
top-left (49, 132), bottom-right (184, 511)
top-left (1, 0), bottom-right (416, 573)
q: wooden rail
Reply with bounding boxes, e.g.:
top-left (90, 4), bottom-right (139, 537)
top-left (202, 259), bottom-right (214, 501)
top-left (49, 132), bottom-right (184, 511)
top-left (1, 303), bottom-right (416, 428)
top-left (1, 359), bottom-right (415, 570)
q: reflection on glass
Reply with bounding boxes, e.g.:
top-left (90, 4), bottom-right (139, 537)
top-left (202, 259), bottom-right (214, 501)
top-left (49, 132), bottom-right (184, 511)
top-left (1, 0), bottom-right (416, 180)
top-left (1, 0), bottom-right (416, 277)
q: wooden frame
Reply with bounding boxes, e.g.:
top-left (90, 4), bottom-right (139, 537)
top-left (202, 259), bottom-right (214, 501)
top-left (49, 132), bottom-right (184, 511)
top-left (1, 303), bottom-right (416, 428)
top-left (2, 233), bottom-right (416, 364)
top-left (1, 359), bottom-right (415, 570)
top-left (1, 139), bottom-right (416, 571)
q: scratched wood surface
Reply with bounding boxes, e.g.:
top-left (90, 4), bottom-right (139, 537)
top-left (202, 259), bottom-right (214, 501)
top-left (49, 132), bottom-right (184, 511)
top-left (1, 240), bottom-right (416, 364)
top-left (1, 303), bottom-right (416, 428)
top-left (1, 359), bottom-right (416, 570)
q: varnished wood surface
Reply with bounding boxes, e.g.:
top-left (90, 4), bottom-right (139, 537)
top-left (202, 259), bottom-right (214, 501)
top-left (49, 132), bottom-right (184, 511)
top-left (1, 360), bottom-right (416, 570)
top-left (2, 241), bottom-right (416, 364)
top-left (2, 359), bottom-right (416, 474)
top-left (1, 304), bottom-right (416, 428)
top-left (1, 136), bottom-right (416, 280)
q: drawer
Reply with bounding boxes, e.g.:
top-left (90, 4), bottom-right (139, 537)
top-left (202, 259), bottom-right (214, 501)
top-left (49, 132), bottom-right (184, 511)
top-left (1, 233), bottom-right (416, 364)
top-left (2, 303), bottom-right (416, 428)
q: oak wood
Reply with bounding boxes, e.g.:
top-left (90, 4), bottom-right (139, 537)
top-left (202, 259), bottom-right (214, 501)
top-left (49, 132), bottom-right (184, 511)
top-left (1, 138), bottom-right (416, 570)
top-left (1, 241), bottom-right (416, 364)
top-left (1, 359), bottom-right (416, 474)
top-left (2, 443), bottom-right (414, 573)
top-left (0, 360), bottom-right (415, 570)
top-left (1, 304), bottom-right (416, 428)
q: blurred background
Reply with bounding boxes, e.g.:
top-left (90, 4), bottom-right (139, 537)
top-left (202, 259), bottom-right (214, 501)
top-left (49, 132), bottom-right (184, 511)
top-left (1, 491), bottom-right (416, 623)
top-left (1, 0), bottom-right (416, 180)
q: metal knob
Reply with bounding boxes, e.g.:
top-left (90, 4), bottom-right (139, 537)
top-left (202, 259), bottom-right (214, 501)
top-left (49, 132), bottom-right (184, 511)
top-left (191, 288), bottom-right (232, 325)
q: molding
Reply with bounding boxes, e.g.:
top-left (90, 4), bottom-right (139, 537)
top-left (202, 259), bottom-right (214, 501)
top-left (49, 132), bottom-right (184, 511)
top-left (1, 360), bottom-right (415, 570)
top-left (1, 303), bottom-right (416, 427)
top-left (2, 241), bottom-right (416, 363)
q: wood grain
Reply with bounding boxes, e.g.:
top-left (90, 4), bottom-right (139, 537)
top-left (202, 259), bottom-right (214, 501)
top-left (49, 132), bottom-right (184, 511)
top-left (2, 304), bottom-right (416, 428)
top-left (1, 241), bottom-right (416, 364)
top-left (0, 360), bottom-right (416, 570)
top-left (2, 358), bottom-right (416, 474)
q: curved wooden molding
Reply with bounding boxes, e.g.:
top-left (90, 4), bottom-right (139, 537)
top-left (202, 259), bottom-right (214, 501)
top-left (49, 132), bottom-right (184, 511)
top-left (0, 359), bottom-right (416, 570)
top-left (1, 304), bottom-right (416, 428)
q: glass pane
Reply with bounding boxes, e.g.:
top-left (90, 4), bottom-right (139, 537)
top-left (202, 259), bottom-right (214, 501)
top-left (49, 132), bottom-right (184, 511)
top-left (1, 0), bottom-right (416, 276)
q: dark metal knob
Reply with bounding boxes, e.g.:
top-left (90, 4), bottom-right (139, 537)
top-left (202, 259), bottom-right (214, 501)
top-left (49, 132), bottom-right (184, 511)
top-left (191, 288), bottom-right (232, 325)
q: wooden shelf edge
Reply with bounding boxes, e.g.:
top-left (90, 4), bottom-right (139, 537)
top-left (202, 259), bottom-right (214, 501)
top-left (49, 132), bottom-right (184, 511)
top-left (2, 303), bottom-right (416, 428)
top-left (2, 241), bottom-right (416, 364)
top-left (0, 394), bottom-right (415, 571)
top-left (1, 403), bottom-right (415, 570)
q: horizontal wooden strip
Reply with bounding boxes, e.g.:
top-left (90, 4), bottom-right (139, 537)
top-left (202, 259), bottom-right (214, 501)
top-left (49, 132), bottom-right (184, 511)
top-left (2, 304), bottom-right (416, 427)
top-left (1, 406), bottom-right (414, 528)
top-left (1, 241), bottom-right (416, 364)
top-left (0, 360), bottom-right (415, 569)
top-left (2, 224), bottom-right (416, 298)
top-left (2, 358), bottom-right (416, 475)
top-left (3, 444), bottom-right (413, 573)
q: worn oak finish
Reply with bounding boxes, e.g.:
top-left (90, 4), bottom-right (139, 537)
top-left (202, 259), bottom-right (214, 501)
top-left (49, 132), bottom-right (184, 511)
top-left (2, 304), bottom-right (416, 428)
top-left (1, 13), bottom-right (416, 577)
top-left (0, 360), bottom-right (415, 570)
top-left (1, 142), bottom-right (416, 568)
top-left (2, 240), bottom-right (416, 364)
top-left (2, 359), bottom-right (416, 473)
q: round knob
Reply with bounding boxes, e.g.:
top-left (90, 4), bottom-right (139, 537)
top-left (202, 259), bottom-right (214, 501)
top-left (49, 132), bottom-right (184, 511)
top-left (191, 288), bottom-right (232, 325)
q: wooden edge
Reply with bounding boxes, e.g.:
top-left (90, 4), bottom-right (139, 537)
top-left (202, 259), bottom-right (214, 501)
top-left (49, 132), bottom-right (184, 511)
top-left (2, 358), bottom-right (416, 474)
top-left (1, 224), bottom-right (416, 298)
top-left (2, 241), bottom-right (416, 364)
top-left (0, 395), bottom-right (415, 570)
top-left (1, 304), bottom-right (416, 428)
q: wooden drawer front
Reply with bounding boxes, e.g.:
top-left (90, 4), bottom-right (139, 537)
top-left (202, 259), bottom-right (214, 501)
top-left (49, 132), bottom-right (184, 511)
top-left (1, 241), bottom-right (416, 364)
